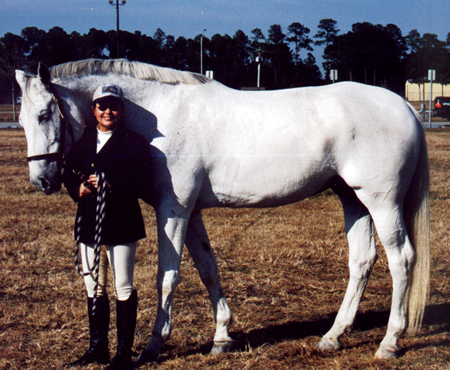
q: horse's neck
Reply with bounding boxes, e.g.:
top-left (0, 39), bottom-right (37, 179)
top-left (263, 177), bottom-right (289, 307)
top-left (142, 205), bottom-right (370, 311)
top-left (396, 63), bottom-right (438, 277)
top-left (54, 78), bottom-right (94, 141)
top-left (57, 75), bottom-right (159, 142)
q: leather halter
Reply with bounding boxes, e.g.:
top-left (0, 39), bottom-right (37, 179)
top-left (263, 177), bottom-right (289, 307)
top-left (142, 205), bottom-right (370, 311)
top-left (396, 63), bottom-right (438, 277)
top-left (26, 85), bottom-right (75, 165)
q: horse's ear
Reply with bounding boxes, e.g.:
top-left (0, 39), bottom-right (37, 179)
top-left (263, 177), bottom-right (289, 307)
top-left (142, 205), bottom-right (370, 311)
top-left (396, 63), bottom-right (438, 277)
top-left (37, 63), bottom-right (51, 86)
top-left (15, 70), bottom-right (27, 88)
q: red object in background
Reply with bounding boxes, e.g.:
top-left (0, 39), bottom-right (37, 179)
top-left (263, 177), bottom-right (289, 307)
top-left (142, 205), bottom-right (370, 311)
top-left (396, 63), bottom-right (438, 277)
top-left (436, 101), bottom-right (442, 108)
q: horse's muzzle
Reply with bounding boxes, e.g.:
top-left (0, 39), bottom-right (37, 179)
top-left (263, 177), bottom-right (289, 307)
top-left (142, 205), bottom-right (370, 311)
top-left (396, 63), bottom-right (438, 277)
top-left (31, 174), bottom-right (62, 195)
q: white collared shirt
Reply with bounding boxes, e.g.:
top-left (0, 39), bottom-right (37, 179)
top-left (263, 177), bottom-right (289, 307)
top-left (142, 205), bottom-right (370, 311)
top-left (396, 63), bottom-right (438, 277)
top-left (96, 128), bottom-right (115, 153)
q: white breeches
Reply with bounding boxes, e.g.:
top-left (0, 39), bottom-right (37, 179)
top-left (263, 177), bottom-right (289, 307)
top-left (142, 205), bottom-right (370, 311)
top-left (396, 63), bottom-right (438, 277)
top-left (81, 242), bottom-right (137, 301)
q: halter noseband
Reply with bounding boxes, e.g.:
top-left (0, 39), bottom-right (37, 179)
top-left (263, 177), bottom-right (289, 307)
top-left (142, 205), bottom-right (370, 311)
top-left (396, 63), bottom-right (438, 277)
top-left (26, 85), bottom-right (75, 165)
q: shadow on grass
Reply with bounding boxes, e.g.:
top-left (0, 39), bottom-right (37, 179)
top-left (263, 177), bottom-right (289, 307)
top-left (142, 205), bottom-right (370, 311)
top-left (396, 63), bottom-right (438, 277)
top-left (422, 302), bottom-right (450, 333)
top-left (172, 302), bottom-right (450, 357)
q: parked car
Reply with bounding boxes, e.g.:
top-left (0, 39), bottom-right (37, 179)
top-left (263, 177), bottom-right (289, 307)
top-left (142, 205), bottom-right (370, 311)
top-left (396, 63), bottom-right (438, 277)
top-left (433, 97), bottom-right (450, 120)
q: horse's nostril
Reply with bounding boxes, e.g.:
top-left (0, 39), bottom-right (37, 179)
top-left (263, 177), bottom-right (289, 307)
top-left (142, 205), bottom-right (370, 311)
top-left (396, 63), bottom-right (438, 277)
top-left (39, 176), bottom-right (50, 190)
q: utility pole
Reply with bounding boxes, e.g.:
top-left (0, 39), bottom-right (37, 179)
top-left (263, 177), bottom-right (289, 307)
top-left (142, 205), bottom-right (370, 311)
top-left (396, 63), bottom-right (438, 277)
top-left (428, 69), bottom-right (435, 128)
top-left (256, 50), bottom-right (261, 89)
top-left (330, 69), bottom-right (338, 84)
top-left (200, 29), bottom-right (206, 74)
top-left (109, 0), bottom-right (127, 58)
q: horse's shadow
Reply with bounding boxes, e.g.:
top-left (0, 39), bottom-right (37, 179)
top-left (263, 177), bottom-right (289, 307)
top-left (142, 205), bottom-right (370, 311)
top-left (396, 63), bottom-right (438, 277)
top-left (168, 302), bottom-right (450, 358)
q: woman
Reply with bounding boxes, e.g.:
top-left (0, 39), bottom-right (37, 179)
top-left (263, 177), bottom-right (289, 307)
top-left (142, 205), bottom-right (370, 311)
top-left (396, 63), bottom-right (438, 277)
top-left (63, 84), bottom-right (152, 369)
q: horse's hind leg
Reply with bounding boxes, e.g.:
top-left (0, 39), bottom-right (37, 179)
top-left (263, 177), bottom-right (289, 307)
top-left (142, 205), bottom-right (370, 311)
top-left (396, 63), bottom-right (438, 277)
top-left (317, 181), bottom-right (377, 351)
top-left (184, 210), bottom-right (233, 354)
top-left (369, 205), bottom-right (415, 359)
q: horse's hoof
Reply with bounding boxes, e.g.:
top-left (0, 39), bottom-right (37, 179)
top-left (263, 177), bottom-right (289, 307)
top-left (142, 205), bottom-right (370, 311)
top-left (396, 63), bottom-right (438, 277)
top-left (317, 338), bottom-right (340, 351)
top-left (134, 346), bottom-right (159, 368)
top-left (210, 341), bottom-right (233, 355)
top-left (374, 345), bottom-right (399, 359)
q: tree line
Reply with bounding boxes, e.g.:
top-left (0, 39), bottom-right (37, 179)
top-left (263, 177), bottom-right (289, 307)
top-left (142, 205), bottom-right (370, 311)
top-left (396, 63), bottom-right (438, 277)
top-left (1, 19), bottom-right (449, 104)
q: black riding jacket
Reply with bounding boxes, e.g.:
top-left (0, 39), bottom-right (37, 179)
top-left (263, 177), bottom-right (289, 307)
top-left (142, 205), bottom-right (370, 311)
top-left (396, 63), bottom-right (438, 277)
top-left (63, 125), bottom-right (152, 245)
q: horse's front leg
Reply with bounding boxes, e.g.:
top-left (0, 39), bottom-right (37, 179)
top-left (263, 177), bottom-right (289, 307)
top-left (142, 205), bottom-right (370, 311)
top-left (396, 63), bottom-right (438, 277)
top-left (184, 210), bottom-right (233, 354)
top-left (135, 208), bottom-right (189, 366)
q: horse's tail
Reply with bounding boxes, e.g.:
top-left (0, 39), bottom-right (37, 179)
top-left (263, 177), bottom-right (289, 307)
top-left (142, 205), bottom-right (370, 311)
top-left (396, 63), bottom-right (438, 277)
top-left (404, 106), bottom-right (430, 334)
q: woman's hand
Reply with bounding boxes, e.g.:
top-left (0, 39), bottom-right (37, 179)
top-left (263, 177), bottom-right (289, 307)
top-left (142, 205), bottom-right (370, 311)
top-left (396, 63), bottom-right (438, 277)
top-left (79, 174), bottom-right (110, 198)
top-left (87, 174), bottom-right (98, 188)
top-left (79, 182), bottom-right (93, 198)
top-left (79, 174), bottom-right (98, 198)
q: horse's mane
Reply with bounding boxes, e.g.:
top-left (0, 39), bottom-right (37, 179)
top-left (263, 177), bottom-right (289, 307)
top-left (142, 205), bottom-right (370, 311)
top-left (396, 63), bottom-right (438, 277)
top-left (49, 59), bottom-right (211, 85)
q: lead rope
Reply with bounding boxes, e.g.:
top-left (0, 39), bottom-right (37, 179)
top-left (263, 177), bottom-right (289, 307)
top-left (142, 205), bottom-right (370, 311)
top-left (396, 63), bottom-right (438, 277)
top-left (74, 172), bottom-right (106, 316)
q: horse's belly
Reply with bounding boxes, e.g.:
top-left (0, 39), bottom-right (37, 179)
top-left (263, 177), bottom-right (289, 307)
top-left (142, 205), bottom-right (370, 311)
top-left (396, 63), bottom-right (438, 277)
top-left (204, 156), bottom-right (334, 208)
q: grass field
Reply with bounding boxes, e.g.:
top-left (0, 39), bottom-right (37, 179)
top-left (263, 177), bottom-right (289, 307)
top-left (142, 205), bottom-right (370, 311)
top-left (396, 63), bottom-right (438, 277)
top-left (1, 128), bottom-right (450, 369)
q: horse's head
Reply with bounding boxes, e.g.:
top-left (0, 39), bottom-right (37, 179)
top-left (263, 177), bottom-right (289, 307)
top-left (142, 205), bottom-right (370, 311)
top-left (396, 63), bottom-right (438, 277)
top-left (16, 63), bottom-right (84, 194)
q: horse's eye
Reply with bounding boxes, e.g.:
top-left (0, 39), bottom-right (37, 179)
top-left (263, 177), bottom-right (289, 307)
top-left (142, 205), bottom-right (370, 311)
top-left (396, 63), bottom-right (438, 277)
top-left (38, 111), bottom-right (50, 124)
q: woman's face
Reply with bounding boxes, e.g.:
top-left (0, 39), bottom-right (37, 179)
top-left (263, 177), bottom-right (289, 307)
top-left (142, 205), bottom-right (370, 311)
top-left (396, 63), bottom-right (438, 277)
top-left (92, 98), bottom-right (122, 132)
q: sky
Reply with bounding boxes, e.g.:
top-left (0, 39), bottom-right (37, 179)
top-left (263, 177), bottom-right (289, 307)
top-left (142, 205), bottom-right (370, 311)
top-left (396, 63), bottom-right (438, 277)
top-left (1, 0), bottom-right (449, 71)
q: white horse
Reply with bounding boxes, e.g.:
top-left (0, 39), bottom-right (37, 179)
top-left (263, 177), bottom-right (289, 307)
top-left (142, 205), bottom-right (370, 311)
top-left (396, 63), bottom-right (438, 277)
top-left (15, 59), bottom-right (429, 364)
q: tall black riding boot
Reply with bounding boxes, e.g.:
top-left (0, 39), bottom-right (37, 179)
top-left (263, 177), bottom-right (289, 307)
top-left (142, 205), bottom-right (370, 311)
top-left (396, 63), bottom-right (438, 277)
top-left (109, 290), bottom-right (138, 370)
top-left (67, 294), bottom-right (110, 368)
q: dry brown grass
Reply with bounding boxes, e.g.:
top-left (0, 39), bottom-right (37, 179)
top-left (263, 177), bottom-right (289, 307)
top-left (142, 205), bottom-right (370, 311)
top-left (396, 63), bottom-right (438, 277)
top-left (1, 128), bottom-right (450, 369)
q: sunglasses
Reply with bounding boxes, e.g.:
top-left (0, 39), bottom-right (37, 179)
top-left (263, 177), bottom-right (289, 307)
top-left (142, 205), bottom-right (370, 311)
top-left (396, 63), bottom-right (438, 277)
top-left (95, 99), bottom-right (122, 112)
